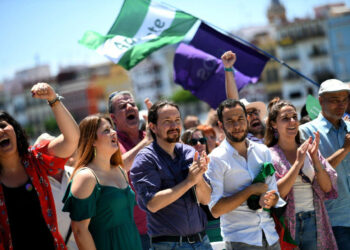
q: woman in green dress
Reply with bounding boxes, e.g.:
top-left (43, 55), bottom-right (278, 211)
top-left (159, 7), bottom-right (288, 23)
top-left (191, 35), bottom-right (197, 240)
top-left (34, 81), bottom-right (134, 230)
top-left (63, 113), bottom-right (142, 250)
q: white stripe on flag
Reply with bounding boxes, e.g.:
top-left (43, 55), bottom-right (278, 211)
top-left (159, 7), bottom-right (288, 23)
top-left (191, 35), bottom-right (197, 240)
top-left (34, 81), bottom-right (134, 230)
top-left (96, 34), bottom-right (157, 63)
top-left (133, 1), bottom-right (176, 38)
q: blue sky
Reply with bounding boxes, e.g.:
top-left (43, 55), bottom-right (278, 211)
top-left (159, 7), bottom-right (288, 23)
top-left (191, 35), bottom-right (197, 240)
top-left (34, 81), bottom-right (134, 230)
top-left (0, 0), bottom-right (349, 81)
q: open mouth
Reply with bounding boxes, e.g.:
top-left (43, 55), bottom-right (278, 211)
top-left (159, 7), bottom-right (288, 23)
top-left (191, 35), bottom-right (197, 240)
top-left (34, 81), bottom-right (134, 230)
top-left (250, 120), bottom-right (261, 128)
top-left (126, 114), bottom-right (136, 120)
top-left (0, 138), bottom-right (10, 148)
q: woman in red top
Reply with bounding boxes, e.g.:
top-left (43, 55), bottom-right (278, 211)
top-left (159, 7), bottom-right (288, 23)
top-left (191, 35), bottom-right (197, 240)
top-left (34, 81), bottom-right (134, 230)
top-left (0, 82), bottom-right (79, 250)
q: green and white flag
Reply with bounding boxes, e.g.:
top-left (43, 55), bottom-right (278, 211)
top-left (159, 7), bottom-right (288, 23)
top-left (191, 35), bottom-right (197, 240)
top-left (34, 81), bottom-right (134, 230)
top-left (80, 0), bottom-right (197, 70)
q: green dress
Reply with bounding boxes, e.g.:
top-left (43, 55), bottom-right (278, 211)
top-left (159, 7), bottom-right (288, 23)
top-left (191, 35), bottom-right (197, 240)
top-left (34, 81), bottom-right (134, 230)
top-left (62, 168), bottom-right (142, 250)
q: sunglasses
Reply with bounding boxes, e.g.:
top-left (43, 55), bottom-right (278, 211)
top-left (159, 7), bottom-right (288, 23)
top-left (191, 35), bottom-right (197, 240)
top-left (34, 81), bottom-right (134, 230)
top-left (108, 91), bottom-right (120, 101)
top-left (189, 137), bottom-right (207, 146)
top-left (299, 170), bottom-right (311, 184)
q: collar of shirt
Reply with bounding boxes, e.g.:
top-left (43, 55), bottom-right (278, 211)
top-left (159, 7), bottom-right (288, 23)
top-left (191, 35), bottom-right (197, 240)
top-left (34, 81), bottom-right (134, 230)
top-left (117, 130), bottom-right (145, 153)
top-left (317, 113), bottom-right (348, 134)
top-left (222, 138), bottom-right (255, 157)
top-left (153, 140), bottom-right (181, 161)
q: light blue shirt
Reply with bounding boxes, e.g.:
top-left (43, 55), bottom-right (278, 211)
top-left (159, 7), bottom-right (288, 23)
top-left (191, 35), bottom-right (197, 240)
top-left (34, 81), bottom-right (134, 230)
top-left (300, 113), bottom-right (350, 227)
top-left (206, 139), bottom-right (285, 246)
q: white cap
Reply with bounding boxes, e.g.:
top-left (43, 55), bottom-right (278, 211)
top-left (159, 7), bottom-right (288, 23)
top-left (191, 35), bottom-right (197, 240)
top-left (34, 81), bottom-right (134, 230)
top-left (318, 79), bottom-right (350, 96)
top-left (240, 98), bottom-right (267, 119)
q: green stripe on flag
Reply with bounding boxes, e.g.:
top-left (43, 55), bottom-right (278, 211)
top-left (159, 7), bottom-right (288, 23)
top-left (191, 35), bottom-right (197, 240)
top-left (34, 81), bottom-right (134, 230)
top-left (107, 0), bottom-right (150, 37)
top-left (79, 0), bottom-right (197, 70)
top-left (79, 31), bottom-right (112, 50)
top-left (118, 13), bottom-right (197, 69)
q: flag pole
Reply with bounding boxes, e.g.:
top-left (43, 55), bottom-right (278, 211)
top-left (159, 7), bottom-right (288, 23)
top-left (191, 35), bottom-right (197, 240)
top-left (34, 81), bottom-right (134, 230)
top-left (160, 1), bottom-right (320, 87)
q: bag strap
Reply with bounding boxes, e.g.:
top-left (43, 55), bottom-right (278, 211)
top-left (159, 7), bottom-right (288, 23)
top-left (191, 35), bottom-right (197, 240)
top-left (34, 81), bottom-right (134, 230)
top-left (65, 226), bottom-right (72, 245)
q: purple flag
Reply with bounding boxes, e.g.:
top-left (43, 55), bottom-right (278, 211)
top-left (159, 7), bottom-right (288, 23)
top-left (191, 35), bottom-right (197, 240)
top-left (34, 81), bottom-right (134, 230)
top-left (190, 23), bottom-right (269, 77)
top-left (174, 43), bottom-right (258, 109)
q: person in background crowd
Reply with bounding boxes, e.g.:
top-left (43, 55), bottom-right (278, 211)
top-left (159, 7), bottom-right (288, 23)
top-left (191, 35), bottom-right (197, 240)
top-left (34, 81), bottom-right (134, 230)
top-left (205, 109), bottom-right (225, 144)
top-left (300, 79), bottom-right (350, 249)
top-left (181, 127), bottom-right (222, 243)
top-left (197, 124), bottom-right (218, 153)
top-left (206, 99), bottom-right (284, 250)
top-left (108, 91), bottom-right (152, 249)
top-left (300, 105), bottom-right (311, 125)
top-left (181, 128), bottom-right (209, 155)
top-left (266, 97), bottom-right (338, 250)
top-left (0, 82), bottom-right (80, 250)
top-left (130, 100), bottom-right (213, 250)
top-left (63, 113), bottom-right (142, 250)
top-left (183, 115), bottom-right (200, 130)
top-left (222, 50), bottom-right (267, 144)
top-left (34, 133), bottom-right (78, 250)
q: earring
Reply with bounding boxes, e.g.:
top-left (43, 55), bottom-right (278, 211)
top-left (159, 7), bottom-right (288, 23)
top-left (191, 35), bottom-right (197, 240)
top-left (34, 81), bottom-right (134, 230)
top-left (274, 129), bottom-right (279, 139)
top-left (94, 147), bottom-right (97, 158)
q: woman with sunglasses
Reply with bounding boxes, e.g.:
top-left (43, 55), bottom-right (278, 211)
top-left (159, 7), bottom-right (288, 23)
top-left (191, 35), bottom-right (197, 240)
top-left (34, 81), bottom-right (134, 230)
top-left (265, 97), bottom-right (337, 250)
top-left (181, 128), bottom-right (222, 243)
top-left (0, 82), bottom-right (79, 250)
top-left (181, 128), bottom-right (209, 155)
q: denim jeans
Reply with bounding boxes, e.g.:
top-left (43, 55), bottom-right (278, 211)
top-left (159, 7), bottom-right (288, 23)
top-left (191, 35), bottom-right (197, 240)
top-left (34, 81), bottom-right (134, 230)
top-left (332, 226), bottom-right (350, 250)
top-left (294, 210), bottom-right (317, 250)
top-left (151, 235), bottom-right (212, 250)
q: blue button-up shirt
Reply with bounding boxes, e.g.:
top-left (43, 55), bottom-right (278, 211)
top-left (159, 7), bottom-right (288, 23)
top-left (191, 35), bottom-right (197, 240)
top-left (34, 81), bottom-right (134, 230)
top-left (130, 141), bottom-right (207, 237)
top-left (300, 113), bottom-right (350, 227)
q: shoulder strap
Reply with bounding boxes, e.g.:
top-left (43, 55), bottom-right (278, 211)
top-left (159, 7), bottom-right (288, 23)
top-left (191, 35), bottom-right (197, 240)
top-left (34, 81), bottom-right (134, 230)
top-left (77, 167), bottom-right (100, 184)
top-left (118, 166), bottom-right (129, 184)
top-left (65, 226), bottom-right (72, 245)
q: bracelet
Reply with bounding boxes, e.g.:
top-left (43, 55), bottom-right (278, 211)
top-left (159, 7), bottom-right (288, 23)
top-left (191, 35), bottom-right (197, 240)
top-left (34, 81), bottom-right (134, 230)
top-left (47, 94), bottom-right (64, 107)
top-left (224, 67), bottom-right (233, 72)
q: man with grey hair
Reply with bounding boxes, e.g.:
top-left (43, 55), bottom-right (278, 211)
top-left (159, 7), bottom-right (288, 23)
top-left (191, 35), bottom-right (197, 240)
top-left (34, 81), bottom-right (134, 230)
top-left (300, 79), bottom-right (350, 249)
top-left (108, 90), bottom-right (153, 250)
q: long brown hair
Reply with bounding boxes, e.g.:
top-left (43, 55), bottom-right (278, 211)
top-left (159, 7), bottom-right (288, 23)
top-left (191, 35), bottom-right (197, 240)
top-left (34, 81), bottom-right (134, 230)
top-left (265, 97), bottom-right (301, 147)
top-left (72, 113), bottom-right (123, 178)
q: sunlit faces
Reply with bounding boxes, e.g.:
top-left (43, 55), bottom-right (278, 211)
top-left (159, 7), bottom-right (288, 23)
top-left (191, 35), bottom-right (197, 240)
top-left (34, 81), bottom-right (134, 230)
top-left (221, 105), bottom-right (248, 143)
top-left (0, 120), bottom-right (17, 156)
top-left (246, 108), bottom-right (265, 136)
top-left (190, 131), bottom-right (207, 154)
top-left (150, 105), bottom-right (181, 143)
top-left (319, 91), bottom-right (349, 122)
top-left (110, 94), bottom-right (139, 131)
top-left (273, 106), bottom-right (299, 140)
top-left (94, 119), bottom-right (119, 155)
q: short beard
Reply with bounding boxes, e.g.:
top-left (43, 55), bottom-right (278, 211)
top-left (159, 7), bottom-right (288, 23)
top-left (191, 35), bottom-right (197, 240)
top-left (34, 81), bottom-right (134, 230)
top-left (165, 129), bottom-right (180, 143)
top-left (248, 123), bottom-right (265, 137)
top-left (166, 136), bottom-right (180, 143)
top-left (223, 127), bottom-right (248, 143)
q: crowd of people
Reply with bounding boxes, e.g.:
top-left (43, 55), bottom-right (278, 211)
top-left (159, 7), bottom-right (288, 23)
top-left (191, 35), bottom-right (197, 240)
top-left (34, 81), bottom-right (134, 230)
top-left (0, 50), bottom-right (349, 250)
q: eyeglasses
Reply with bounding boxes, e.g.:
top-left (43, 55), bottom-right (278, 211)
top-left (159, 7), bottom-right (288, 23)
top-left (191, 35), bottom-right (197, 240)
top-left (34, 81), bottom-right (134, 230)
top-left (247, 109), bottom-right (260, 116)
top-left (189, 137), bottom-right (207, 146)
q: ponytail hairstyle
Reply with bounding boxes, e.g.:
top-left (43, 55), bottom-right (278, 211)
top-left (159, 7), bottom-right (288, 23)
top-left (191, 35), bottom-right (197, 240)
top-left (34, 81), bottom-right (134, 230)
top-left (264, 97), bottom-right (301, 147)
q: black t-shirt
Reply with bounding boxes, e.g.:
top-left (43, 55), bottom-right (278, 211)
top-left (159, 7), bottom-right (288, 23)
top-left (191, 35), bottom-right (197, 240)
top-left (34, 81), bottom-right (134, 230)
top-left (2, 179), bottom-right (55, 250)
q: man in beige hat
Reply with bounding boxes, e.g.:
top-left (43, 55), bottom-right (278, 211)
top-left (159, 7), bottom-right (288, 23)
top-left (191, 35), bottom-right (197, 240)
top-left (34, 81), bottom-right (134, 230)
top-left (300, 79), bottom-right (350, 249)
top-left (221, 50), bottom-right (267, 144)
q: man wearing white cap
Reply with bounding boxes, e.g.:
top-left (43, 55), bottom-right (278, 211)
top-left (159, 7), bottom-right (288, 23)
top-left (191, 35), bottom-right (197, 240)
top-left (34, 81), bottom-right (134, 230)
top-left (221, 51), bottom-right (267, 144)
top-left (300, 79), bottom-right (350, 249)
